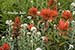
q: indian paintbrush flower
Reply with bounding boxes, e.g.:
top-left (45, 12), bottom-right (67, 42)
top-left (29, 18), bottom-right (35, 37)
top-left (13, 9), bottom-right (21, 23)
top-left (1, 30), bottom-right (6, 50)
top-left (62, 10), bottom-right (72, 20)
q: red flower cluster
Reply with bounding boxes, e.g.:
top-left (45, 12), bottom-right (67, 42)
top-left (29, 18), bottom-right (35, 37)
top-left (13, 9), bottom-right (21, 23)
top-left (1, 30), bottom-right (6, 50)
top-left (13, 17), bottom-right (21, 38)
top-left (62, 10), bottom-right (72, 20)
top-left (0, 43), bottom-right (10, 50)
top-left (40, 8), bottom-right (58, 21)
top-left (57, 19), bottom-right (69, 31)
top-left (28, 7), bottom-right (38, 16)
top-left (27, 24), bottom-right (34, 30)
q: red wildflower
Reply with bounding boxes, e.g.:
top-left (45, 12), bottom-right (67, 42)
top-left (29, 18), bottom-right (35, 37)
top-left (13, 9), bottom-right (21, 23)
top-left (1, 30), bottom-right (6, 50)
top-left (2, 43), bottom-right (10, 50)
top-left (14, 16), bottom-right (21, 25)
top-left (40, 9), bottom-right (51, 20)
top-left (49, 9), bottom-right (58, 17)
top-left (14, 16), bottom-right (21, 29)
top-left (48, 0), bottom-right (54, 6)
top-left (28, 7), bottom-right (38, 16)
top-left (57, 19), bottom-right (69, 31)
top-left (62, 10), bottom-right (72, 20)
top-left (0, 47), bottom-right (3, 50)
top-left (13, 17), bottom-right (21, 38)
top-left (40, 8), bottom-right (58, 21)
top-left (27, 24), bottom-right (34, 30)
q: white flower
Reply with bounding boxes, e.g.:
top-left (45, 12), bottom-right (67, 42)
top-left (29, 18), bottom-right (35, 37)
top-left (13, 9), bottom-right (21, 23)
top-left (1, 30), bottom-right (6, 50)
top-left (42, 23), bottom-right (45, 25)
top-left (35, 47), bottom-right (42, 50)
top-left (58, 2), bottom-right (60, 6)
top-left (21, 23), bottom-right (28, 28)
top-left (2, 36), bottom-right (5, 39)
top-left (27, 16), bottom-right (32, 19)
top-left (21, 15), bottom-right (23, 18)
top-left (17, 36), bottom-right (20, 39)
top-left (72, 20), bottom-right (75, 23)
top-left (31, 20), bottom-right (34, 24)
top-left (31, 1), bottom-right (33, 3)
top-left (70, 44), bottom-right (74, 48)
top-left (72, 11), bottom-right (75, 15)
top-left (37, 11), bottom-right (40, 15)
top-left (30, 40), bottom-right (33, 43)
top-left (71, 2), bottom-right (75, 7)
top-left (27, 32), bottom-right (31, 35)
top-left (54, 24), bottom-right (56, 29)
top-left (41, 36), bottom-right (46, 41)
top-left (68, 44), bottom-right (74, 50)
top-left (31, 27), bottom-right (37, 33)
top-left (10, 37), bottom-right (13, 40)
top-left (36, 31), bottom-right (41, 36)
top-left (5, 20), bottom-right (13, 25)
top-left (54, 24), bottom-right (56, 27)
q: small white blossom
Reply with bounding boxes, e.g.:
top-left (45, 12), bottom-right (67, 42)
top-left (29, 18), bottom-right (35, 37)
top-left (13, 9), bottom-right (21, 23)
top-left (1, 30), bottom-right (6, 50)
top-left (35, 47), bottom-right (42, 50)
top-left (71, 2), bottom-right (75, 7)
top-left (37, 11), bottom-right (40, 15)
top-left (42, 23), bottom-right (45, 25)
top-left (27, 16), bottom-right (32, 19)
top-left (58, 2), bottom-right (60, 6)
top-left (10, 37), bottom-right (13, 40)
top-left (41, 36), bottom-right (46, 41)
top-left (36, 31), bottom-right (41, 36)
top-left (31, 27), bottom-right (37, 33)
top-left (21, 23), bottom-right (28, 28)
top-left (54, 24), bottom-right (56, 27)
top-left (59, 9), bottom-right (62, 13)
top-left (17, 36), bottom-right (20, 39)
top-left (21, 15), bottom-right (23, 18)
top-left (6, 20), bottom-right (13, 25)
top-left (30, 40), bottom-right (33, 43)
top-left (54, 24), bottom-right (56, 29)
top-left (31, 1), bottom-right (33, 3)
top-left (31, 20), bottom-right (34, 24)
top-left (70, 44), bottom-right (74, 48)
top-left (72, 11), bottom-right (75, 15)
top-left (2, 36), bottom-right (5, 39)
top-left (27, 32), bottom-right (31, 35)
top-left (72, 20), bottom-right (75, 23)
top-left (68, 44), bottom-right (74, 50)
